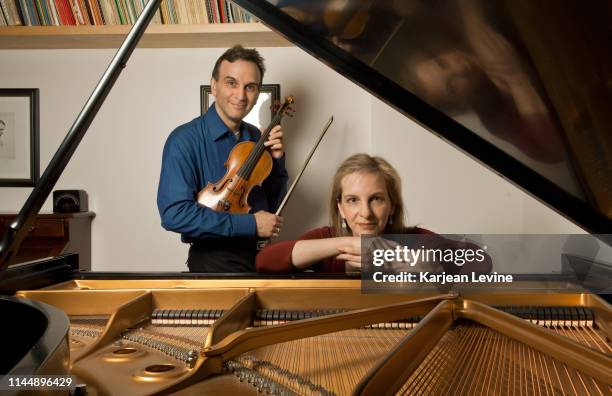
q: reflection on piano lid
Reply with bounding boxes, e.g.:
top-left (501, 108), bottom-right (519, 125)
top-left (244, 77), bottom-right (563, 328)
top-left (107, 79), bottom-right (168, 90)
top-left (233, 0), bottom-right (612, 233)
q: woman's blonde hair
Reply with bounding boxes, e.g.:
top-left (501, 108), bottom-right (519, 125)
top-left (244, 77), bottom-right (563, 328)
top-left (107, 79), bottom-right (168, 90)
top-left (329, 154), bottom-right (406, 236)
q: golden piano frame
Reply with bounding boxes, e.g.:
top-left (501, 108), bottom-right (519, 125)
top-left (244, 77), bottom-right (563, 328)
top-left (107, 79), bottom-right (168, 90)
top-left (15, 278), bottom-right (612, 395)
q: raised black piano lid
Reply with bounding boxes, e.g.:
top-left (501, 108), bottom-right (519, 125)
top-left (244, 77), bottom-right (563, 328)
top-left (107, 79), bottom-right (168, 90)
top-left (233, 0), bottom-right (612, 235)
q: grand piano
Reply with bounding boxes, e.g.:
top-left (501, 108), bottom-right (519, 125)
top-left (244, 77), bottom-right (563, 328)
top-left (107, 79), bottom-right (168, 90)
top-left (1, 0), bottom-right (611, 395)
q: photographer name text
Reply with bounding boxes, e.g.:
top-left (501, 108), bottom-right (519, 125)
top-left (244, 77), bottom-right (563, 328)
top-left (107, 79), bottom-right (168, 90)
top-left (372, 271), bottom-right (513, 284)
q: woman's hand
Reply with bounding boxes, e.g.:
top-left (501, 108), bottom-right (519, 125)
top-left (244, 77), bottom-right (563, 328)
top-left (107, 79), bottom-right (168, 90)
top-left (337, 236), bottom-right (362, 271)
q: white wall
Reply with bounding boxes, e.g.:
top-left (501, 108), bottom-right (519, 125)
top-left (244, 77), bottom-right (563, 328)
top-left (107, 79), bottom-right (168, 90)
top-left (0, 46), bottom-right (583, 272)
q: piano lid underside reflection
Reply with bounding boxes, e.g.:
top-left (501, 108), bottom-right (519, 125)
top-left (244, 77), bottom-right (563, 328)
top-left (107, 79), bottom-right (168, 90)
top-left (232, 0), bottom-right (612, 233)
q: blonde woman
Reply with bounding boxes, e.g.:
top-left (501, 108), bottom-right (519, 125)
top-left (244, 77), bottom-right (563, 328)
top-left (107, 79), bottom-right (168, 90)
top-left (256, 154), bottom-right (435, 273)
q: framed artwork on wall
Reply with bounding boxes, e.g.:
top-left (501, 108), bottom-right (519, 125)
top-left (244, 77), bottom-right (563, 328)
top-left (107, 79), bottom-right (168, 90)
top-left (200, 84), bottom-right (280, 129)
top-left (0, 89), bottom-right (40, 187)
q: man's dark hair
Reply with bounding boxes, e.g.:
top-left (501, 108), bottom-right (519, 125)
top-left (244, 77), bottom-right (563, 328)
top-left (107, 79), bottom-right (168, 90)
top-left (212, 45), bottom-right (266, 84)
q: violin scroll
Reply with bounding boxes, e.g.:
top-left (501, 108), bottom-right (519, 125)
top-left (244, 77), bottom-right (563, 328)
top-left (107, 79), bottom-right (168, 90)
top-left (271, 95), bottom-right (296, 118)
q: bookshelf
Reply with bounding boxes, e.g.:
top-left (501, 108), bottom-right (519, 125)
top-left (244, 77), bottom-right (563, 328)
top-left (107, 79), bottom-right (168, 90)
top-left (0, 23), bottom-right (292, 49)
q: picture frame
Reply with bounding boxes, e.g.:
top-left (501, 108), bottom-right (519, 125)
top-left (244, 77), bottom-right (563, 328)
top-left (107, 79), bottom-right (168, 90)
top-left (200, 84), bottom-right (280, 129)
top-left (0, 89), bottom-right (40, 187)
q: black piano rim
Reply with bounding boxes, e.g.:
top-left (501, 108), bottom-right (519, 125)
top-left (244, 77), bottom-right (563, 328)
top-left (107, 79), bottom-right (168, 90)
top-left (1, 296), bottom-right (69, 376)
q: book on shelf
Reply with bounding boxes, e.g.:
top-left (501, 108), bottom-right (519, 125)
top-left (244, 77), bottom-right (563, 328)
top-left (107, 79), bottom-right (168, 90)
top-left (0, 0), bottom-right (257, 27)
top-left (0, 3), bottom-right (6, 26)
top-left (0, 0), bottom-right (19, 26)
top-left (57, 0), bottom-right (77, 25)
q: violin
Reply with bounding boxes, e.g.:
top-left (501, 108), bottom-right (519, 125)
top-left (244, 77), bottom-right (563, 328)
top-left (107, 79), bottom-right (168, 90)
top-left (197, 96), bottom-right (294, 213)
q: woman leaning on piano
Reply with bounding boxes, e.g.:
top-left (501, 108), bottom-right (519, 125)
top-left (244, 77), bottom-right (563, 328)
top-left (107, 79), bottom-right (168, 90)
top-left (256, 153), bottom-right (492, 274)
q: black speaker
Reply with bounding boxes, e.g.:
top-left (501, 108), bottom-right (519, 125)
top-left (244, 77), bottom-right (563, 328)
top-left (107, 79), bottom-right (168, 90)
top-left (53, 190), bottom-right (88, 213)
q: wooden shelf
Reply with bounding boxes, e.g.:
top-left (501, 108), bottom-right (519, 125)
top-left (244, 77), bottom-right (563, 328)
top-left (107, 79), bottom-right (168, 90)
top-left (0, 23), bottom-right (292, 49)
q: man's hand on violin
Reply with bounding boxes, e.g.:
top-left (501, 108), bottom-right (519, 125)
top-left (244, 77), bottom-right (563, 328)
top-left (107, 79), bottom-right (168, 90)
top-left (263, 125), bottom-right (284, 159)
top-left (254, 210), bottom-right (283, 238)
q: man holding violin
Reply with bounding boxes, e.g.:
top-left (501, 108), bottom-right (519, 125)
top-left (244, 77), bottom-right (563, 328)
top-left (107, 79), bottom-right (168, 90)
top-left (157, 45), bottom-right (287, 273)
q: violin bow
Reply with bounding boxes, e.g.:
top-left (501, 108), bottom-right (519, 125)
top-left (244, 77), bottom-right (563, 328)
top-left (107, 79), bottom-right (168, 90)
top-left (256, 116), bottom-right (333, 251)
top-left (276, 115), bottom-right (334, 216)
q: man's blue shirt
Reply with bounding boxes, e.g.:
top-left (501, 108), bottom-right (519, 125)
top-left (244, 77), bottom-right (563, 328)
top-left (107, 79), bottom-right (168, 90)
top-left (157, 105), bottom-right (288, 243)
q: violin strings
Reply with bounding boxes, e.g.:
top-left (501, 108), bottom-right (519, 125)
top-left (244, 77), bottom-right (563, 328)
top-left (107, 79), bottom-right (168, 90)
top-left (238, 101), bottom-right (288, 179)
